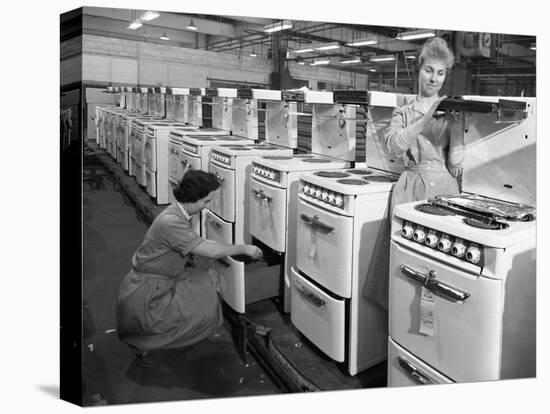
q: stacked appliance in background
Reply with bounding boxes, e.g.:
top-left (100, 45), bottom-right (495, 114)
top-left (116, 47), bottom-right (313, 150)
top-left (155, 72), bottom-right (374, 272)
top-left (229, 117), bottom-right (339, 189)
top-left (387, 96), bottom-right (536, 386)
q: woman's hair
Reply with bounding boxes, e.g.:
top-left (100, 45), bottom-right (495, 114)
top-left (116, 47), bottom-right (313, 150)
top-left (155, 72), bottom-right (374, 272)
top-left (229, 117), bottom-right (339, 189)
top-left (416, 36), bottom-right (455, 72)
top-left (173, 170), bottom-right (220, 203)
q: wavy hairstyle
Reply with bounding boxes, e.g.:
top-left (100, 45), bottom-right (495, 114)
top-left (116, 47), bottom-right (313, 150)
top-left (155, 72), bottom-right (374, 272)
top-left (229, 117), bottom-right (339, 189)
top-left (415, 36), bottom-right (455, 72)
top-left (173, 170), bottom-right (221, 203)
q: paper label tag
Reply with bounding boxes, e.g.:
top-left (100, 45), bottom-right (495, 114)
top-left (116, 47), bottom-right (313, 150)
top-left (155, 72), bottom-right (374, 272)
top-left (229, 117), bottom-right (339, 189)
top-left (420, 286), bottom-right (435, 336)
top-left (308, 243), bottom-right (317, 259)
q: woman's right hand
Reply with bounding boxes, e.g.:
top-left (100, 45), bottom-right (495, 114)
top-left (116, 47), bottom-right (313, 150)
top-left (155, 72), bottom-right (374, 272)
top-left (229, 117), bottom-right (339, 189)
top-left (244, 245), bottom-right (263, 260)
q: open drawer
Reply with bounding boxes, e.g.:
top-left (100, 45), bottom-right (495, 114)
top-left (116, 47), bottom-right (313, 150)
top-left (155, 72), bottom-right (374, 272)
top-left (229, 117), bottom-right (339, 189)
top-left (214, 255), bottom-right (280, 314)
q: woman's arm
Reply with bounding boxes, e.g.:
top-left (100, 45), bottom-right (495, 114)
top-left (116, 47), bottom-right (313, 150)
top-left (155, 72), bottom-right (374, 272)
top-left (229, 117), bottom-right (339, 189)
top-left (385, 96), bottom-right (447, 157)
top-left (446, 112), bottom-right (465, 178)
top-left (190, 240), bottom-right (262, 260)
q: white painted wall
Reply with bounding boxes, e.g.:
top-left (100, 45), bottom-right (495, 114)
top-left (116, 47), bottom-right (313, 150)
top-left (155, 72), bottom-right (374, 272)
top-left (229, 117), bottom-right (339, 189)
top-left (61, 34), bottom-right (369, 90)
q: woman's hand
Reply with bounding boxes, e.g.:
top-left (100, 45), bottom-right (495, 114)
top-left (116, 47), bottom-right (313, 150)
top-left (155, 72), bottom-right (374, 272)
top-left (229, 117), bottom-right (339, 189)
top-left (244, 245), bottom-right (263, 260)
top-left (422, 95), bottom-right (448, 126)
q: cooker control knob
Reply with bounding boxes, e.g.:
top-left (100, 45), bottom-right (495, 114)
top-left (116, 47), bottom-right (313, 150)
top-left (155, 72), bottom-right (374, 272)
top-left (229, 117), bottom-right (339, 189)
top-left (334, 195), bottom-right (343, 207)
top-left (436, 234), bottom-right (451, 252)
top-left (308, 186), bottom-right (316, 196)
top-left (268, 172), bottom-right (275, 180)
top-left (401, 222), bottom-right (414, 239)
top-left (413, 226), bottom-right (426, 243)
top-left (466, 243), bottom-right (481, 264)
top-left (425, 231), bottom-right (439, 248)
top-left (328, 193), bottom-right (335, 204)
top-left (451, 238), bottom-right (467, 258)
top-left (321, 190), bottom-right (329, 201)
top-left (314, 188), bottom-right (322, 198)
top-left (303, 184), bottom-right (310, 194)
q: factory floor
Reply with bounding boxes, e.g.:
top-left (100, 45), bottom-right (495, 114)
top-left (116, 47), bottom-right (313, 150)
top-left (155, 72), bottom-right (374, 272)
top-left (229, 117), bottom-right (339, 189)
top-left (82, 142), bottom-right (386, 407)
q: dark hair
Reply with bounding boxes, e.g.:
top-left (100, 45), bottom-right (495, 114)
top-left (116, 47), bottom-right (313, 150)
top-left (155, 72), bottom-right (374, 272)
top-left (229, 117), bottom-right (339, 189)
top-left (173, 170), bottom-right (220, 203)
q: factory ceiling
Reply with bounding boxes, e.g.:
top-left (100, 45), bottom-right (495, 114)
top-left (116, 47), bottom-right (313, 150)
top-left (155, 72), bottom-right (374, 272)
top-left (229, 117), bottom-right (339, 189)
top-left (62, 7), bottom-right (536, 79)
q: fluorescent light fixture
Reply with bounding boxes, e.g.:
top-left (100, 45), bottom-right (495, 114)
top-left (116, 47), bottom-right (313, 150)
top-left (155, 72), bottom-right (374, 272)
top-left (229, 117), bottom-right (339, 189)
top-left (530, 42), bottom-right (536, 50)
top-left (314, 42), bottom-right (340, 51)
top-left (370, 54), bottom-right (396, 62)
top-left (140, 11), bottom-right (160, 21)
top-left (293, 47), bottom-right (314, 54)
top-left (250, 50), bottom-right (258, 57)
top-left (127, 20), bottom-right (142, 30)
top-left (311, 59), bottom-right (330, 65)
top-left (370, 69), bottom-right (377, 72)
top-left (340, 58), bottom-right (362, 64)
top-left (396, 29), bottom-right (435, 41)
top-left (347, 37), bottom-right (377, 47)
top-left (187, 19), bottom-right (198, 31)
top-left (406, 55), bottom-right (416, 59)
top-left (160, 32), bottom-right (169, 40)
top-left (263, 20), bottom-right (293, 33)
top-left (297, 60), bottom-right (306, 65)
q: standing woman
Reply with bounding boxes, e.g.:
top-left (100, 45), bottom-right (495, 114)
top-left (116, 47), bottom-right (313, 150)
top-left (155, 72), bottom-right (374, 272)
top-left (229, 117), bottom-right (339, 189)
top-left (363, 37), bottom-right (465, 310)
top-left (116, 170), bottom-right (263, 367)
top-left (385, 36), bottom-right (465, 211)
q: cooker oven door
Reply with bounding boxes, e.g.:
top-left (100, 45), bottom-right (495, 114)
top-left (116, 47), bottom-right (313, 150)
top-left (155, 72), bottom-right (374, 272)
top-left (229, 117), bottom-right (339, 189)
top-left (389, 240), bottom-right (504, 382)
top-left (290, 267), bottom-right (346, 362)
top-left (388, 337), bottom-right (453, 387)
top-left (249, 177), bottom-right (287, 253)
top-left (209, 162), bottom-right (235, 223)
top-left (168, 141), bottom-right (180, 181)
top-left (145, 134), bottom-right (156, 171)
top-left (203, 209), bottom-right (233, 244)
top-left (178, 152), bottom-right (200, 180)
top-left (296, 197), bottom-right (353, 298)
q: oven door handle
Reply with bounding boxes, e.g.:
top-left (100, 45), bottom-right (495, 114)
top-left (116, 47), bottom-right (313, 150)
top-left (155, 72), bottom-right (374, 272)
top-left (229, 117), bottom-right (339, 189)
top-left (300, 214), bottom-right (335, 234)
top-left (400, 265), bottom-right (471, 303)
top-left (214, 173), bottom-right (225, 183)
top-left (293, 279), bottom-right (326, 308)
top-left (398, 357), bottom-right (435, 385)
top-left (251, 189), bottom-right (272, 203)
top-left (208, 219), bottom-right (222, 229)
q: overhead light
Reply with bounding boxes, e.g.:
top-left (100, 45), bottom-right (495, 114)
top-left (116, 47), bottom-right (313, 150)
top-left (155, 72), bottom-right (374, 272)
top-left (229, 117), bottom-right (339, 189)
top-left (293, 47), bottom-right (314, 54)
top-left (160, 32), bottom-right (169, 40)
top-left (311, 59), bottom-right (330, 65)
top-left (187, 18), bottom-right (198, 31)
top-left (263, 20), bottom-right (293, 33)
top-left (140, 11), bottom-right (160, 21)
top-left (340, 58), bottom-right (362, 64)
top-left (127, 19), bottom-right (142, 30)
top-left (396, 29), bottom-right (435, 41)
top-left (406, 55), bottom-right (416, 59)
top-left (369, 69), bottom-right (377, 72)
top-left (297, 60), bottom-right (306, 65)
top-left (250, 50), bottom-right (258, 57)
top-left (346, 37), bottom-right (377, 47)
top-left (314, 42), bottom-right (340, 51)
top-left (370, 54), bottom-right (396, 62)
top-left (530, 42), bottom-right (536, 50)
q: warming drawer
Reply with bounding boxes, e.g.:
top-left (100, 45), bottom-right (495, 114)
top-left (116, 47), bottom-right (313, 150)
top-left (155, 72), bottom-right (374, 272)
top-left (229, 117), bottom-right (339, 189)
top-left (388, 337), bottom-right (453, 387)
top-left (290, 267), bottom-right (346, 362)
top-left (214, 255), bottom-right (280, 314)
